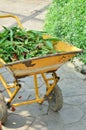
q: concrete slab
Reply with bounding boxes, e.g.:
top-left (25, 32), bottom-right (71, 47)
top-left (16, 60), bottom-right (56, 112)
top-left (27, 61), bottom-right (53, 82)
top-left (0, 0), bottom-right (51, 16)
top-left (0, 0), bottom-right (51, 30)
top-left (23, 19), bottom-right (43, 30)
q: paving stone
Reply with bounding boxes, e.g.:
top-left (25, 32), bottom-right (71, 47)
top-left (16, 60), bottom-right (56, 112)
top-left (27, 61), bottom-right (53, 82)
top-left (13, 89), bottom-right (35, 103)
top-left (23, 19), bottom-right (44, 30)
top-left (0, 67), bottom-right (8, 73)
top-left (4, 113), bottom-right (35, 130)
top-left (59, 104), bottom-right (84, 124)
top-left (0, 82), bottom-right (5, 91)
top-left (35, 10), bottom-right (47, 20)
top-left (42, 109), bottom-right (63, 122)
top-left (30, 118), bottom-right (63, 130)
top-left (29, 118), bottom-right (47, 130)
top-left (41, 111), bottom-right (64, 130)
top-left (64, 95), bottom-right (86, 105)
top-left (38, 84), bottom-right (46, 97)
top-left (58, 75), bottom-right (86, 97)
top-left (0, 68), bottom-right (15, 84)
top-left (2, 90), bottom-right (10, 99)
top-left (8, 105), bottom-right (32, 117)
top-left (57, 62), bottom-right (85, 80)
top-left (25, 103), bottom-right (49, 117)
top-left (64, 123), bottom-right (85, 130)
top-left (78, 101), bottom-right (86, 113)
top-left (19, 75), bottom-right (44, 90)
top-left (9, 99), bottom-right (49, 117)
top-left (64, 114), bottom-right (86, 130)
top-left (0, 0), bottom-right (51, 16)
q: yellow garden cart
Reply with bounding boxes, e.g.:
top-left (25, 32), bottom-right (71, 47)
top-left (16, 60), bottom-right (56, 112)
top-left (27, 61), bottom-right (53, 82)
top-left (0, 14), bottom-right (82, 116)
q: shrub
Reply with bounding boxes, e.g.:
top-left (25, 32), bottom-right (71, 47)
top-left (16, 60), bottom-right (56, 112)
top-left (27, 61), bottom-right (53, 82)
top-left (44, 0), bottom-right (86, 64)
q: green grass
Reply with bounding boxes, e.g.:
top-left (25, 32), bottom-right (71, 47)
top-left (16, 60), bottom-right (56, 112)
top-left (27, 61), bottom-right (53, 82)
top-left (44, 0), bottom-right (86, 64)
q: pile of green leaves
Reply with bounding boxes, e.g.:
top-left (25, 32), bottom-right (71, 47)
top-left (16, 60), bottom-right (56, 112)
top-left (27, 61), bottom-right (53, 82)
top-left (44, 0), bottom-right (86, 64)
top-left (0, 26), bottom-right (59, 63)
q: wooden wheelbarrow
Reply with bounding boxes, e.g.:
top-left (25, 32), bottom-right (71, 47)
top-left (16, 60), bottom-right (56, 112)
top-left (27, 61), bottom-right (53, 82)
top-left (0, 14), bottom-right (82, 126)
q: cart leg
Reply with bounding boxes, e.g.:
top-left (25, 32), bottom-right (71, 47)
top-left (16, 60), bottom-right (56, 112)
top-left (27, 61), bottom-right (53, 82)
top-left (0, 74), bottom-right (21, 108)
top-left (34, 74), bottom-right (39, 99)
top-left (7, 83), bottom-right (21, 108)
top-left (0, 75), bottom-right (12, 97)
top-left (41, 71), bottom-right (63, 111)
top-left (41, 71), bottom-right (60, 97)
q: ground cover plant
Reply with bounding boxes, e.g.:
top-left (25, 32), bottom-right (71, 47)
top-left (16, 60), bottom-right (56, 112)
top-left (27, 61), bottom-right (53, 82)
top-left (44, 0), bottom-right (86, 64)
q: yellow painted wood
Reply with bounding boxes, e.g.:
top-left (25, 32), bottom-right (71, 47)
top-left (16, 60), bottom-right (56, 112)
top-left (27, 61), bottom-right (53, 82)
top-left (34, 74), bottom-right (39, 99)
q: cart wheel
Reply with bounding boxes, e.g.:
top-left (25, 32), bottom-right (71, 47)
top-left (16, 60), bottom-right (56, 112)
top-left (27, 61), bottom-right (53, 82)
top-left (48, 85), bottom-right (63, 112)
top-left (0, 93), bottom-right (7, 125)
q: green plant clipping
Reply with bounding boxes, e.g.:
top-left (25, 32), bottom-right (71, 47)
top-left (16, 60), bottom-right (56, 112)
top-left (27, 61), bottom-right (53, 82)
top-left (44, 0), bottom-right (86, 64)
top-left (0, 26), bottom-right (59, 63)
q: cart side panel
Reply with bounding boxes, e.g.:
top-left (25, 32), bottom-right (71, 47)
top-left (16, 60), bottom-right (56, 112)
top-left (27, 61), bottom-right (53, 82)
top-left (7, 53), bottom-right (75, 78)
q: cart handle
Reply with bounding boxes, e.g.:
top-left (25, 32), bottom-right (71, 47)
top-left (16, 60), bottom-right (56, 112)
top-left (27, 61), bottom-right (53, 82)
top-left (0, 14), bottom-right (23, 28)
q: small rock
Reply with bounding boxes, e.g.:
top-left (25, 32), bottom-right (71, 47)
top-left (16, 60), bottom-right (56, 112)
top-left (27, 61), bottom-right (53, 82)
top-left (73, 58), bottom-right (86, 74)
top-left (81, 65), bottom-right (86, 74)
